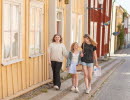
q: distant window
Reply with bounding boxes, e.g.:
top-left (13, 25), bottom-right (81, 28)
top-left (30, 1), bottom-right (44, 56)
top-left (2, 1), bottom-right (22, 62)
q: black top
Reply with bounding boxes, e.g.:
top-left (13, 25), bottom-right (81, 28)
top-left (81, 43), bottom-right (97, 63)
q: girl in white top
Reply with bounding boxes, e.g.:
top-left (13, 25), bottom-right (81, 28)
top-left (48, 34), bottom-right (68, 90)
top-left (66, 42), bottom-right (81, 93)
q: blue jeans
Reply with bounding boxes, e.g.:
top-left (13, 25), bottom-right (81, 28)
top-left (81, 62), bottom-right (94, 67)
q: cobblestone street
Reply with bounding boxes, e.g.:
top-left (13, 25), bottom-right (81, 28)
top-left (90, 48), bottom-right (130, 100)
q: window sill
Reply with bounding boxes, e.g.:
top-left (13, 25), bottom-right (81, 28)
top-left (2, 59), bottom-right (24, 66)
top-left (29, 53), bottom-right (44, 58)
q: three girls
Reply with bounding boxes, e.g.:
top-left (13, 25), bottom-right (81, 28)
top-left (48, 34), bottom-right (99, 94)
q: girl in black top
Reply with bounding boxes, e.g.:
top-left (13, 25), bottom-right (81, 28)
top-left (81, 34), bottom-right (99, 94)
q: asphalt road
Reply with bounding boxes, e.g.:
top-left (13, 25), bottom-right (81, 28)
top-left (91, 48), bottom-right (130, 100)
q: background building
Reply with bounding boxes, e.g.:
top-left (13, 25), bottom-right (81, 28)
top-left (85, 0), bottom-right (112, 57)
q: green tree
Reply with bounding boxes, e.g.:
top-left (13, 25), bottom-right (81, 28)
top-left (117, 24), bottom-right (125, 49)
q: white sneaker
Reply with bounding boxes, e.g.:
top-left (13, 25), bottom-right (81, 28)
top-left (54, 85), bottom-right (59, 90)
top-left (89, 86), bottom-right (91, 91)
top-left (71, 86), bottom-right (75, 91)
top-left (86, 87), bottom-right (91, 94)
top-left (75, 87), bottom-right (79, 93)
top-left (86, 88), bottom-right (90, 94)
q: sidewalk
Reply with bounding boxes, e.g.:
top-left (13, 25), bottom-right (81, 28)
top-left (28, 57), bottom-right (124, 100)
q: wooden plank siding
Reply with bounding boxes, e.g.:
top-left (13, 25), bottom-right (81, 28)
top-left (0, 0), bottom-right (50, 99)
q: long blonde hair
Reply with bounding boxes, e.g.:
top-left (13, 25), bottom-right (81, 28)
top-left (71, 42), bottom-right (79, 53)
top-left (83, 34), bottom-right (97, 46)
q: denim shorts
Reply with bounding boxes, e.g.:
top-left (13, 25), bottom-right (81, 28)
top-left (81, 62), bottom-right (94, 67)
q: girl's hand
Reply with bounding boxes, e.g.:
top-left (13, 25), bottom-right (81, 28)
top-left (95, 63), bottom-right (100, 68)
top-left (80, 52), bottom-right (84, 57)
top-left (66, 67), bottom-right (69, 71)
top-left (49, 61), bottom-right (51, 65)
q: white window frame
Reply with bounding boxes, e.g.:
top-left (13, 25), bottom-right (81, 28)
top-left (106, 0), bottom-right (109, 16)
top-left (2, 0), bottom-right (23, 64)
top-left (29, 1), bottom-right (44, 57)
top-left (105, 26), bottom-right (108, 44)
top-left (56, 9), bottom-right (64, 37)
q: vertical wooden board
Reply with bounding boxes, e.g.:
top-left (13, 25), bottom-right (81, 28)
top-left (6, 65), bottom-right (13, 96)
top-left (26, 59), bottom-right (30, 87)
top-left (0, 67), bottom-right (2, 99)
top-left (46, 0), bottom-right (49, 80)
top-left (0, 0), bottom-right (3, 98)
top-left (21, 62), bottom-right (26, 89)
top-left (42, 56), bottom-right (45, 81)
top-left (29, 58), bottom-right (34, 86)
top-left (1, 67), bottom-right (8, 98)
top-left (34, 57), bottom-right (39, 84)
top-left (12, 64), bottom-right (19, 93)
top-left (17, 62), bottom-right (22, 91)
top-left (38, 56), bottom-right (43, 82)
top-left (25, 0), bottom-right (30, 88)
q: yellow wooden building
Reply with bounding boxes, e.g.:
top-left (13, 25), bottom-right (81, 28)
top-left (0, 0), bottom-right (84, 99)
top-left (0, 0), bottom-right (51, 99)
top-left (115, 6), bottom-right (126, 51)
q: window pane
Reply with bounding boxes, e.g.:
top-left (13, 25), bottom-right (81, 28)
top-left (35, 8), bottom-right (41, 54)
top-left (12, 5), bottom-right (19, 57)
top-left (30, 7), bottom-right (35, 55)
top-left (35, 8), bottom-right (42, 54)
top-left (3, 4), bottom-right (11, 59)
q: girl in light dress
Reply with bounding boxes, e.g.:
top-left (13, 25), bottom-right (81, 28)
top-left (66, 42), bottom-right (82, 93)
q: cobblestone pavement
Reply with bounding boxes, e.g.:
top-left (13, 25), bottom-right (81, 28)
top-left (91, 48), bottom-right (130, 100)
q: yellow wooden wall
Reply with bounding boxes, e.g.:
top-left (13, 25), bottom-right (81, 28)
top-left (0, 0), bottom-right (50, 99)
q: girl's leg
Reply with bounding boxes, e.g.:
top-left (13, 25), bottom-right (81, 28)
top-left (51, 61), bottom-right (56, 85)
top-left (82, 66), bottom-right (89, 89)
top-left (71, 74), bottom-right (76, 91)
top-left (55, 62), bottom-right (62, 88)
top-left (75, 74), bottom-right (78, 87)
top-left (87, 66), bottom-right (93, 88)
top-left (72, 74), bottom-right (75, 86)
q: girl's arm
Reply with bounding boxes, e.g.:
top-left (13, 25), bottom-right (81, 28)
top-left (66, 52), bottom-right (71, 68)
top-left (62, 44), bottom-right (68, 58)
top-left (93, 50), bottom-right (99, 67)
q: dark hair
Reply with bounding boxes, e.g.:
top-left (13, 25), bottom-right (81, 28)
top-left (83, 34), bottom-right (97, 46)
top-left (52, 34), bottom-right (62, 43)
top-left (83, 34), bottom-right (90, 38)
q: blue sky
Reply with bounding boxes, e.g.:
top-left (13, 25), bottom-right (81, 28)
top-left (116, 0), bottom-right (130, 14)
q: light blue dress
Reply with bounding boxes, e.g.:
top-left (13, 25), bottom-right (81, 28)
top-left (69, 53), bottom-right (79, 74)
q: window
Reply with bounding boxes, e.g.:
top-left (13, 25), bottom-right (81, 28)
top-left (77, 15), bottom-right (82, 44)
top-left (72, 13), bottom-right (77, 43)
top-left (2, 1), bottom-right (22, 63)
top-left (106, 0), bottom-right (109, 16)
top-left (30, 1), bottom-right (44, 56)
top-left (57, 10), bottom-right (64, 36)
top-left (105, 26), bottom-right (108, 44)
